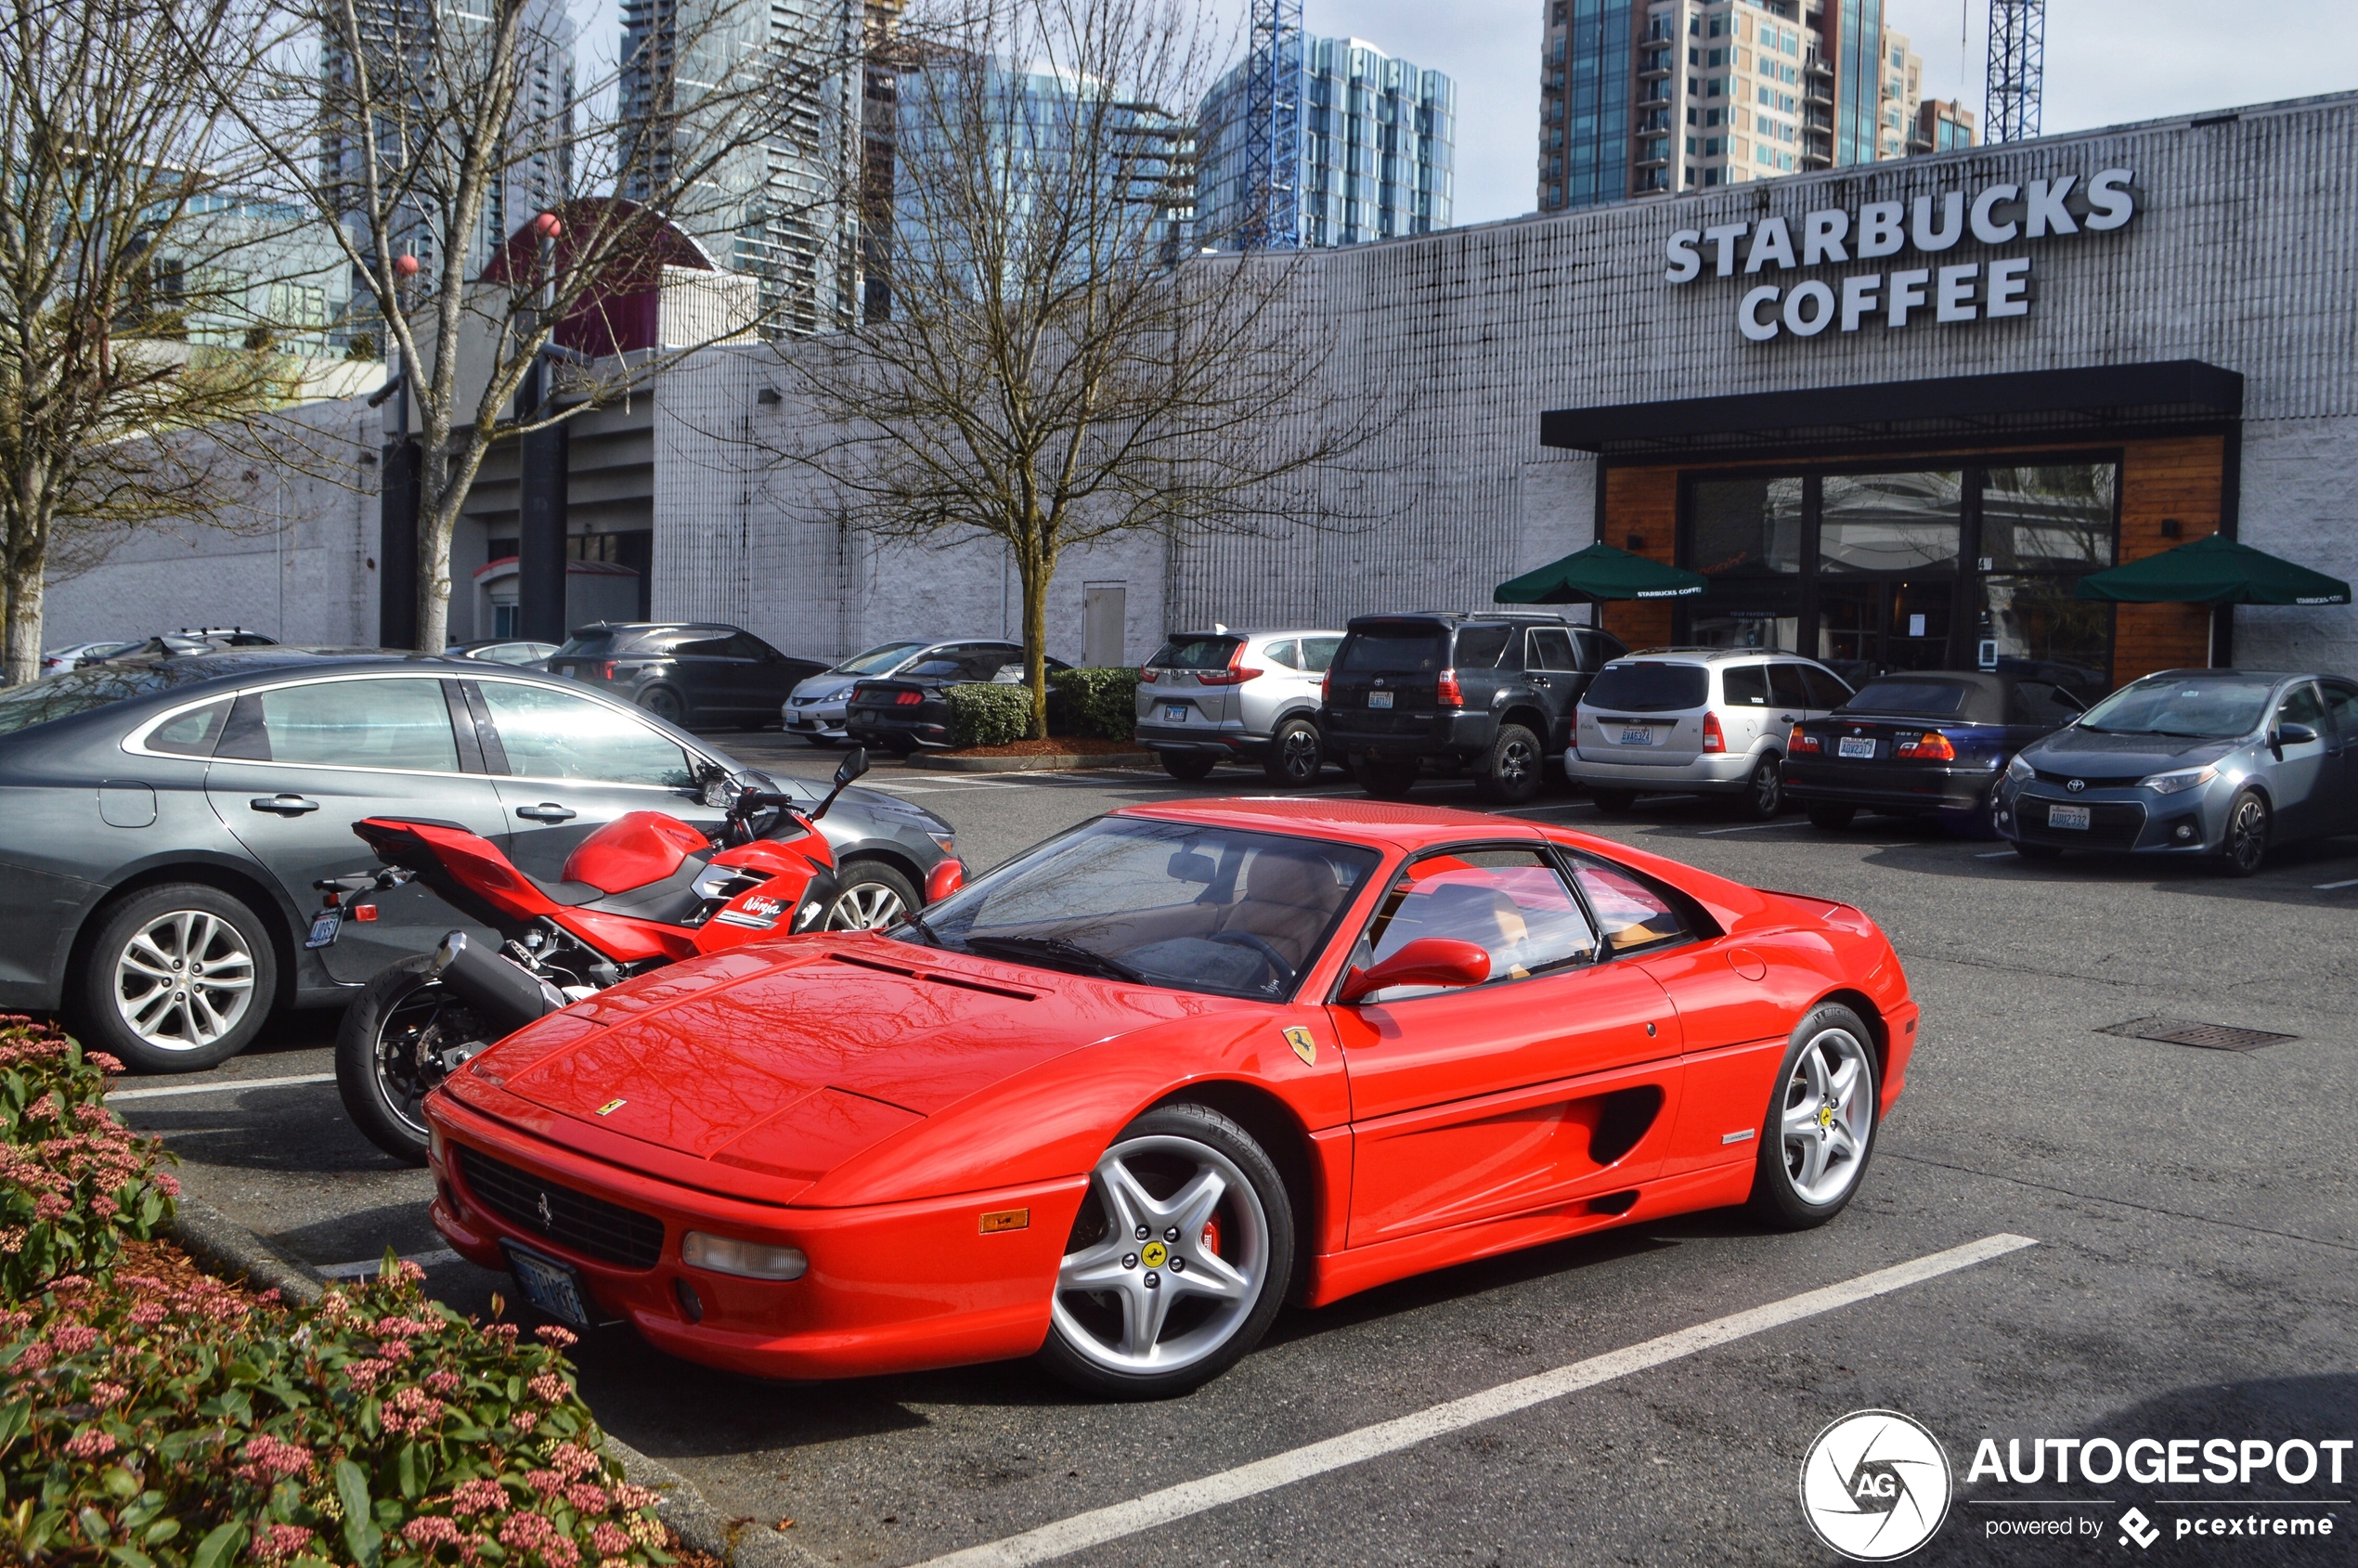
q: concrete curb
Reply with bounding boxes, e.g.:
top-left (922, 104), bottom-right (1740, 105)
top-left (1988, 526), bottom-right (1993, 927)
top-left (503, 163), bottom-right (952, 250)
top-left (910, 749), bottom-right (1158, 772)
top-left (162, 1197), bottom-right (823, 1567)
top-left (166, 1192), bottom-right (329, 1303)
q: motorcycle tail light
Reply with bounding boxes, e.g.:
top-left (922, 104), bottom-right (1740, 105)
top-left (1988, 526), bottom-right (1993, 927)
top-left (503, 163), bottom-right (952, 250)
top-left (1898, 731), bottom-right (1957, 761)
top-left (1789, 725), bottom-right (1820, 754)
top-left (1702, 711), bottom-right (1725, 753)
top-left (1435, 669), bottom-right (1464, 709)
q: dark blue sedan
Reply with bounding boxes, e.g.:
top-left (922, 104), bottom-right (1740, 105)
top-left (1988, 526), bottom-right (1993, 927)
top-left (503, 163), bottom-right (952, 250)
top-left (1786, 671), bottom-right (2087, 835)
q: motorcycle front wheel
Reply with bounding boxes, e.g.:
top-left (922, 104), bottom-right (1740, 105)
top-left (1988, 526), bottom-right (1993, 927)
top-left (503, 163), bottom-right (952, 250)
top-left (336, 956), bottom-right (494, 1164)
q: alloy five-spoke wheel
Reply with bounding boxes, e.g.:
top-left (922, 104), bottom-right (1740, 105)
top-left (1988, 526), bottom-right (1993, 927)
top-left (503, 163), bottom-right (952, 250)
top-left (1751, 1004), bottom-right (1879, 1229)
top-left (1040, 1104), bottom-right (1293, 1398)
top-left (2216, 788), bottom-right (2269, 877)
top-left (77, 884), bottom-right (279, 1072)
top-left (1264, 719), bottom-right (1325, 789)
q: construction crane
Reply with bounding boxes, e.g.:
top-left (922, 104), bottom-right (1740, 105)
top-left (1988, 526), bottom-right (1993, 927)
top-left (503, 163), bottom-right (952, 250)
top-left (1237, 0), bottom-right (1303, 249)
top-left (1985, 0), bottom-right (2045, 143)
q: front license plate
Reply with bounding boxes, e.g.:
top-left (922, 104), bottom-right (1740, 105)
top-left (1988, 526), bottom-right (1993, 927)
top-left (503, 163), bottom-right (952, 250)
top-left (1163, 704), bottom-right (1187, 722)
top-left (1367, 692), bottom-right (1394, 709)
top-left (505, 1244), bottom-right (592, 1328)
top-left (1618, 725), bottom-right (1652, 745)
top-left (2047, 804), bottom-right (2092, 831)
top-left (304, 909), bottom-right (341, 949)
top-left (1837, 736), bottom-right (1876, 759)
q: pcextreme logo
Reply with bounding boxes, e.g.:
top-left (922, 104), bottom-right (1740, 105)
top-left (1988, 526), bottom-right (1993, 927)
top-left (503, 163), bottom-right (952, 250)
top-left (1800, 1409), bottom-right (1954, 1561)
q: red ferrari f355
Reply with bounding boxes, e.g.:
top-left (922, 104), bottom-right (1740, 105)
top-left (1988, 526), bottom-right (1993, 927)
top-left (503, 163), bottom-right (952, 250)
top-left (423, 798), bottom-right (1917, 1397)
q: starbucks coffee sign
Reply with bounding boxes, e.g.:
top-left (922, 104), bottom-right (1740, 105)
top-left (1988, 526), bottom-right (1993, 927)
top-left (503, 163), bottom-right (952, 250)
top-left (1662, 170), bottom-right (2139, 342)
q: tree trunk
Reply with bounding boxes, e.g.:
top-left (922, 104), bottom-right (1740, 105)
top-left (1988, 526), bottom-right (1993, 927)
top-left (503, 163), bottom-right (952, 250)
top-left (418, 496), bottom-right (455, 654)
top-left (4, 556), bottom-right (45, 687)
top-left (1019, 546), bottom-right (1054, 741)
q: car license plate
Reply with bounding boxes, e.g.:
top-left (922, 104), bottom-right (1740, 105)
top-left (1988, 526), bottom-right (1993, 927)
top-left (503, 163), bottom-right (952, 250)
top-left (1838, 736), bottom-right (1876, 759)
top-left (1367, 692), bottom-right (1393, 709)
top-left (304, 909), bottom-right (341, 949)
top-left (2047, 804), bottom-right (2092, 831)
top-left (1163, 703), bottom-right (1187, 722)
top-left (504, 1244), bottom-right (592, 1328)
top-left (1618, 725), bottom-right (1652, 745)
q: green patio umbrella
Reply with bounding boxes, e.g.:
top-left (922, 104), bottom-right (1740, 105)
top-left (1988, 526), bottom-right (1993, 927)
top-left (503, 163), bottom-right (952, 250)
top-left (2074, 532), bottom-right (2352, 606)
top-left (1494, 542), bottom-right (1708, 604)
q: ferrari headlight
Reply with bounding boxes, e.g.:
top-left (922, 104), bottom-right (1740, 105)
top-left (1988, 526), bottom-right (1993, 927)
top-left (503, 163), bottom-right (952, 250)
top-left (2139, 764), bottom-right (2218, 796)
top-left (2004, 753), bottom-right (2035, 783)
top-left (680, 1231), bottom-right (808, 1280)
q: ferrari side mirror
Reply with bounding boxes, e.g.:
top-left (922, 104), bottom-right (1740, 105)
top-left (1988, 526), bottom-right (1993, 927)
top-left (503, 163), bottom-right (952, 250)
top-left (1340, 938), bottom-right (1492, 1004)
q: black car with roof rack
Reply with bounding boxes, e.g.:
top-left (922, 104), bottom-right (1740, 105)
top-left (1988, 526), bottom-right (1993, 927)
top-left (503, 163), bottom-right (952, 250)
top-left (1318, 612), bottom-right (1628, 804)
top-left (1784, 669), bottom-right (2086, 834)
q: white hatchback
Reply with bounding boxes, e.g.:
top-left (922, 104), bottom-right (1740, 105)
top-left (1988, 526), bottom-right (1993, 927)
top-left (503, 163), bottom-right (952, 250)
top-left (1565, 649), bottom-right (1854, 819)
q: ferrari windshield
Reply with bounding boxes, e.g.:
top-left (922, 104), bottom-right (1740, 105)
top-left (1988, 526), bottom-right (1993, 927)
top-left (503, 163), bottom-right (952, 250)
top-left (900, 817), bottom-right (1379, 1000)
top-left (2077, 675), bottom-right (2275, 739)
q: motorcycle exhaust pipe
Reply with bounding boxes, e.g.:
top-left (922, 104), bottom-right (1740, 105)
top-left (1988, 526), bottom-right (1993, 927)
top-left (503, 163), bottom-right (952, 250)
top-left (430, 931), bottom-right (565, 1035)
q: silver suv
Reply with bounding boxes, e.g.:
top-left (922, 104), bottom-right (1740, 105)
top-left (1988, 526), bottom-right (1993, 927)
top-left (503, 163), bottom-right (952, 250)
top-left (1135, 628), bottom-right (1343, 786)
top-left (1565, 649), bottom-right (1854, 819)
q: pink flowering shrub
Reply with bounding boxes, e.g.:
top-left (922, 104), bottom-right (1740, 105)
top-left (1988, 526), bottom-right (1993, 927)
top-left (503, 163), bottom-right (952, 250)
top-left (0, 1017), bottom-right (178, 1298)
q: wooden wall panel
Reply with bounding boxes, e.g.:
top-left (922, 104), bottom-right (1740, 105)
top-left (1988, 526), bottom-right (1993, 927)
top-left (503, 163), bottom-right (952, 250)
top-left (1599, 465), bottom-right (1679, 648)
top-left (2113, 435), bottom-right (2225, 683)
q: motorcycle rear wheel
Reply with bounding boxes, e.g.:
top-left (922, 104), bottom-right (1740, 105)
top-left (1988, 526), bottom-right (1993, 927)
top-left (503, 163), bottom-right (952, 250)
top-left (337, 957), bottom-right (491, 1165)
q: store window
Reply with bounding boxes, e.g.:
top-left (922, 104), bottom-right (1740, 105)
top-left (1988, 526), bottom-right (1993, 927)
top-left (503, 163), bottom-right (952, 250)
top-left (1819, 472), bottom-right (1963, 574)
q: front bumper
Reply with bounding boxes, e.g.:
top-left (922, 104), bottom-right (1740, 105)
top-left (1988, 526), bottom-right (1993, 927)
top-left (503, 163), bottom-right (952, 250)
top-left (783, 703), bottom-right (849, 737)
top-left (427, 1093), bottom-right (1087, 1380)
top-left (1561, 751), bottom-right (1757, 793)
top-left (1996, 779), bottom-right (2220, 853)
top-left (1785, 760), bottom-right (2000, 815)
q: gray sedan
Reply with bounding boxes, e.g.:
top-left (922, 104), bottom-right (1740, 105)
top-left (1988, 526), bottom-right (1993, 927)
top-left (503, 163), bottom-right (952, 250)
top-left (0, 651), bottom-right (960, 1071)
top-left (1993, 668), bottom-right (2358, 875)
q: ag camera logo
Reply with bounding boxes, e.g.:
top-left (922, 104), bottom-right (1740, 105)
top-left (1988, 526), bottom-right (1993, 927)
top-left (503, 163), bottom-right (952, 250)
top-left (1800, 1409), bottom-right (1954, 1561)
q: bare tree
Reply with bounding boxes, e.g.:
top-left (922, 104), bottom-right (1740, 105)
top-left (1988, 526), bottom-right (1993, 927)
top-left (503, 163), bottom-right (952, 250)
top-left (0, 0), bottom-right (308, 684)
top-left (220, 0), bottom-right (882, 651)
top-left (761, 0), bottom-right (1389, 738)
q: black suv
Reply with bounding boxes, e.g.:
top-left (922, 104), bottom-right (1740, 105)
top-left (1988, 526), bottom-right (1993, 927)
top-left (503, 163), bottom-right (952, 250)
top-left (1320, 614), bottom-right (1629, 803)
top-left (546, 622), bottom-right (828, 729)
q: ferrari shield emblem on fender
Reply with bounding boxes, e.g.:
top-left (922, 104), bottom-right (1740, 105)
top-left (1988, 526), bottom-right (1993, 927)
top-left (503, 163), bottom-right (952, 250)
top-left (1283, 1027), bottom-right (1317, 1066)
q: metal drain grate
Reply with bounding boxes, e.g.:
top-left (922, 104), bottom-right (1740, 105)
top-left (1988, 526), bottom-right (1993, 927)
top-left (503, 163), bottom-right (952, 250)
top-left (2097, 1017), bottom-right (2300, 1053)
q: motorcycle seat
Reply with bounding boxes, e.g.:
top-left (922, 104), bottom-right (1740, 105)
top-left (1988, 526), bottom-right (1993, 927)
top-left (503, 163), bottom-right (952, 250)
top-left (526, 876), bottom-right (608, 908)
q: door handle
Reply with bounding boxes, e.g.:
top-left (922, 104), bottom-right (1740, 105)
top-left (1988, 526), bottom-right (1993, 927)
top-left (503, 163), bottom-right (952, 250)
top-left (515, 803), bottom-right (577, 822)
top-left (249, 794), bottom-right (319, 815)
top-left (1779, 714), bottom-right (1797, 724)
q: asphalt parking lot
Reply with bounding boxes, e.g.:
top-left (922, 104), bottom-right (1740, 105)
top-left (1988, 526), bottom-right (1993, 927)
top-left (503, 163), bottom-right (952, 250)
top-left (109, 740), bottom-right (2358, 1565)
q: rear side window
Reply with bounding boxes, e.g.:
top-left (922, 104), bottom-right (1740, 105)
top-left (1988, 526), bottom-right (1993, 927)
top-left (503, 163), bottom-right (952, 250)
top-left (147, 699), bottom-right (232, 757)
top-left (1721, 666), bottom-right (1770, 706)
top-left (1768, 664), bottom-right (1811, 710)
top-left (225, 679), bottom-right (460, 771)
top-left (1262, 640), bottom-right (1301, 670)
top-left (1526, 628), bottom-right (1578, 672)
top-left (1297, 636), bottom-right (1341, 672)
top-left (1452, 626), bottom-right (1513, 669)
top-left (1150, 636), bottom-right (1244, 670)
top-left (1574, 628), bottom-right (1628, 669)
top-left (1568, 853), bottom-right (1699, 954)
top-left (1584, 663), bottom-right (1709, 713)
top-left (1845, 679), bottom-right (1971, 716)
top-left (1337, 629), bottom-right (1447, 674)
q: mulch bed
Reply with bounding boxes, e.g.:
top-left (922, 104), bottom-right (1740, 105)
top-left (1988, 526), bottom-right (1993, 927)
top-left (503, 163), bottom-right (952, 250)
top-left (935, 735), bottom-right (1142, 757)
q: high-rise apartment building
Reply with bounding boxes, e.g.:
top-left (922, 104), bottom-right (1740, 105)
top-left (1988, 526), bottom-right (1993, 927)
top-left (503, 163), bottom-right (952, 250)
top-left (1198, 35), bottom-right (1454, 250)
top-left (1536, 0), bottom-right (1971, 213)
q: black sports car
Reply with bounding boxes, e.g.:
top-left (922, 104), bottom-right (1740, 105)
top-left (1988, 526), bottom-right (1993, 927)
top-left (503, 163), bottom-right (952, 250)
top-left (1784, 670), bottom-right (2085, 834)
top-left (846, 648), bottom-right (1071, 751)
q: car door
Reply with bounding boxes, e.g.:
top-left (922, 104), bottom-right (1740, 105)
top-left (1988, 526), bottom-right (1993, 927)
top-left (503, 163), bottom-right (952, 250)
top-left (724, 630), bottom-right (801, 714)
top-left (2320, 680), bottom-right (2358, 834)
top-left (1522, 628), bottom-right (1583, 754)
top-left (1330, 845), bottom-right (1684, 1248)
top-left (2265, 681), bottom-right (2332, 840)
top-left (201, 674), bottom-right (508, 982)
top-left (1719, 662), bottom-right (1776, 757)
top-left (467, 677), bottom-right (725, 883)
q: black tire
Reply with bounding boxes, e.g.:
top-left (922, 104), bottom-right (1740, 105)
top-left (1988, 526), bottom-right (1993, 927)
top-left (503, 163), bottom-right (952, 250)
top-left (336, 957), bottom-right (495, 1165)
top-left (1587, 787), bottom-right (1638, 814)
top-left (1160, 752), bottom-right (1219, 783)
top-left (74, 883), bottom-right (280, 1072)
top-left (637, 685), bottom-right (689, 726)
top-left (1472, 723), bottom-right (1543, 805)
top-left (1038, 1103), bottom-right (1294, 1400)
top-left (2214, 787), bottom-right (2270, 877)
top-left (1737, 754), bottom-right (1785, 821)
top-left (800, 733), bottom-right (841, 747)
top-left (1807, 803), bottom-right (1858, 831)
top-left (1749, 1003), bottom-right (1881, 1231)
top-left (825, 861), bottom-right (920, 929)
top-left (1263, 719), bottom-right (1326, 789)
top-left (1355, 757), bottom-right (1419, 799)
top-left (2013, 838), bottom-right (2063, 860)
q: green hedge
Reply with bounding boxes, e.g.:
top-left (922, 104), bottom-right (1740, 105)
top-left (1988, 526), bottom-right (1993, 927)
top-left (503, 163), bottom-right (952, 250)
top-left (944, 682), bottom-right (1032, 747)
top-left (0, 1017), bottom-right (674, 1568)
top-left (1049, 668), bottom-right (1141, 741)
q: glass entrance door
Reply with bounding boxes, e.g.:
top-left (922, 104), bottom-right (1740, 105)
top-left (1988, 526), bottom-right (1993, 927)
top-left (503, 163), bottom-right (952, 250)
top-left (1814, 580), bottom-right (1956, 680)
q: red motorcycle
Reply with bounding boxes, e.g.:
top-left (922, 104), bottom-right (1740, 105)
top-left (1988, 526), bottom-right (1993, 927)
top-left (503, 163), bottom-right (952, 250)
top-left (324, 749), bottom-right (942, 1161)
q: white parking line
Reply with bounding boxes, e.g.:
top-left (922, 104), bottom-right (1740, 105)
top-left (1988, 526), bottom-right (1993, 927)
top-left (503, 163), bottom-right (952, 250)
top-left (2314, 877), bottom-right (2358, 890)
top-left (915, 1233), bottom-right (2039, 1568)
top-left (318, 1249), bottom-right (463, 1280)
top-left (109, 1071), bottom-right (335, 1102)
top-left (1696, 821), bottom-right (1810, 836)
top-left (1976, 850), bottom-right (2016, 859)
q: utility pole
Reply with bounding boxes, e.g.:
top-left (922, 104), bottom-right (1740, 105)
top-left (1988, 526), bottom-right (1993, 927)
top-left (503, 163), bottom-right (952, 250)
top-left (1985, 0), bottom-right (2045, 143)
top-left (1237, 0), bottom-right (1303, 250)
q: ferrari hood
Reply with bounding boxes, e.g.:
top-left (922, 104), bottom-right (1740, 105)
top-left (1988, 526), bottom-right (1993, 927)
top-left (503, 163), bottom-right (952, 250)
top-left (460, 940), bottom-right (1189, 1188)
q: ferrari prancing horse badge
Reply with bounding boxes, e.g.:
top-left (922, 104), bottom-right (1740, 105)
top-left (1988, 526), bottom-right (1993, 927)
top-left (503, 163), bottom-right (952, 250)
top-left (1283, 1026), bottom-right (1316, 1066)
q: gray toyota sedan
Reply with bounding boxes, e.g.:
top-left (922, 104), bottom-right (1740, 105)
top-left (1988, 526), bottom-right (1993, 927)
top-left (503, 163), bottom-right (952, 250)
top-left (0, 651), bottom-right (961, 1071)
top-left (1993, 668), bottom-right (2358, 875)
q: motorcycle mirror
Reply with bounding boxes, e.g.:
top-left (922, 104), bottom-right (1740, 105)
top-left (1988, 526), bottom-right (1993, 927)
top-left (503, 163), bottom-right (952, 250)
top-left (693, 760), bottom-right (738, 810)
top-left (834, 746), bottom-right (870, 786)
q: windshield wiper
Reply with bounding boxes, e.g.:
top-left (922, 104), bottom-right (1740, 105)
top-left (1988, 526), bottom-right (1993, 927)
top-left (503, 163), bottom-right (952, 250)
top-left (902, 912), bottom-right (943, 947)
top-left (961, 933), bottom-right (1146, 983)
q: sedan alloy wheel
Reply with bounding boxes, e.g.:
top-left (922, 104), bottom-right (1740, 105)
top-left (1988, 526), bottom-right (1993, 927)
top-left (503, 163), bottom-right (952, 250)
top-left (114, 908), bottom-right (258, 1055)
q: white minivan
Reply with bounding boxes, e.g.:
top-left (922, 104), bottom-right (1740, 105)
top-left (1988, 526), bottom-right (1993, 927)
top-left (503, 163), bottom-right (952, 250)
top-left (1565, 649), bottom-right (1854, 819)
